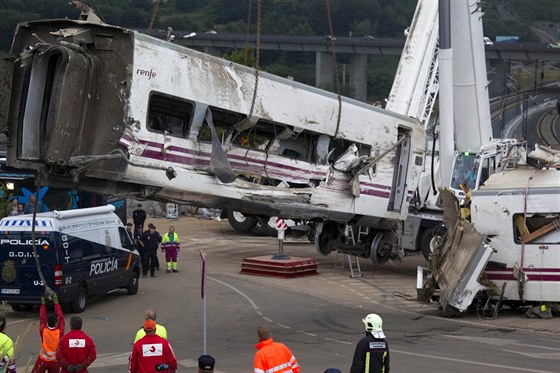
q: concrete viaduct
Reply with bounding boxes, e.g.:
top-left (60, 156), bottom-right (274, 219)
top-left (162, 32), bottom-right (560, 101)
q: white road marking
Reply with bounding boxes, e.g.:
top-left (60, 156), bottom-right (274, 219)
top-left (90, 352), bottom-right (130, 368)
top-left (443, 335), bottom-right (559, 350)
top-left (324, 337), bottom-right (352, 345)
top-left (501, 350), bottom-right (560, 360)
top-left (392, 349), bottom-right (557, 373)
top-left (276, 323), bottom-right (291, 329)
top-left (208, 276), bottom-right (258, 310)
top-left (298, 330), bottom-right (317, 337)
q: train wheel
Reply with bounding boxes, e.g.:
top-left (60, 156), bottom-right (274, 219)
top-left (314, 223), bottom-right (332, 255)
top-left (226, 211), bottom-right (258, 232)
top-left (370, 232), bottom-right (390, 266)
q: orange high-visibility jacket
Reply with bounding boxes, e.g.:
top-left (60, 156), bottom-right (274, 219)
top-left (39, 303), bottom-right (65, 362)
top-left (40, 328), bottom-right (61, 361)
top-left (253, 338), bottom-right (300, 373)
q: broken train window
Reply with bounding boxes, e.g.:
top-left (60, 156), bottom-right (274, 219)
top-left (513, 213), bottom-right (560, 244)
top-left (197, 106), bottom-right (244, 144)
top-left (147, 92), bottom-right (194, 138)
top-left (232, 120), bottom-right (274, 151)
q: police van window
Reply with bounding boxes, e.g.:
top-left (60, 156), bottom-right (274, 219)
top-left (147, 93), bottom-right (194, 138)
top-left (65, 234), bottom-right (101, 262)
top-left (513, 213), bottom-right (560, 245)
top-left (198, 106), bottom-right (244, 144)
top-left (119, 227), bottom-right (132, 249)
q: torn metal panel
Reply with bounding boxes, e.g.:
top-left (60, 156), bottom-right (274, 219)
top-left (433, 189), bottom-right (492, 313)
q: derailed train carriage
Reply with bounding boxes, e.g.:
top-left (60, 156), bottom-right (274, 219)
top-left (1, 14), bottom-right (426, 263)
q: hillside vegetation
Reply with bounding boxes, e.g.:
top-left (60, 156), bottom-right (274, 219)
top-left (2, 0), bottom-right (559, 100)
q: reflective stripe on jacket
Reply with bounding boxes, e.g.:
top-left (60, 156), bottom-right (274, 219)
top-left (39, 328), bottom-right (61, 361)
top-left (253, 338), bottom-right (300, 373)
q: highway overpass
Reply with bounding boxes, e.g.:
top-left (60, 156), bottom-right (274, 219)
top-left (149, 31), bottom-right (560, 101)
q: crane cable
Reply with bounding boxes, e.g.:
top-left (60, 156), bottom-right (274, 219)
top-left (325, 0), bottom-right (343, 137)
top-left (243, 0), bottom-right (253, 66)
top-left (147, 0), bottom-right (161, 35)
top-left (30, 174), bottom-right (54, 297)
top-left (248, 0), bottom-right (262, 119)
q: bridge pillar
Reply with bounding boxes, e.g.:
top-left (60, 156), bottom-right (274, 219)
top-left (315, 52), bottom-right (334, 90)
top-left (487, 59), bottom-right (510, 98)
top-left (204, 47), bottom-right (222, 57)
top-left (349, 54), bottom-right (368, 102)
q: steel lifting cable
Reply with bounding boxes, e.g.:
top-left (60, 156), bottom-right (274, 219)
top-left (30, 174), bottom-right (53, 296)
top-left (325, 0), bottom-right (343, 137)
top-left (243, 0), bottom-right (253, 66)
top-left (147, 0), bottom-right (161, 35)
top-left (248, 0), bottom-right (262, 119)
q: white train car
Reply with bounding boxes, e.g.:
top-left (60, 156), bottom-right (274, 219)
top-left (3, 16), bottom-right (425, 263)
top-left (473, 167), bottom-right (560, 303)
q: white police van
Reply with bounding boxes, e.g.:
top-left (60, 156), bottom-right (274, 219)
top-left (0, 205), bottom-right (140, 312)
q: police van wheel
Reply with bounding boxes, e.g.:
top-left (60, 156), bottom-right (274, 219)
top-left (127, 272), bottom-right (140, 295)
top-left (71, 287), bottom-right (88, 313)
top-left (10, 303), bottom-right (33, 312)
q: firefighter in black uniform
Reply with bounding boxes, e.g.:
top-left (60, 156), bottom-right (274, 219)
top-left (350, 313), bottom-right (390, 373)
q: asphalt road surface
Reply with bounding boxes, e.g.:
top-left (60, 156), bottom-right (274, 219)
top-left (2, 217), bottom-right (558, 372)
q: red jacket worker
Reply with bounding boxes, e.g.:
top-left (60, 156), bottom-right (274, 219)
top-left (129, 320), bottom-right (177, 373)
top-left (56, 317), bottom-right (96, 373)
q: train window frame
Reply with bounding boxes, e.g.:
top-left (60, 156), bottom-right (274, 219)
top-left (147, 92), bottom-right (194, 138)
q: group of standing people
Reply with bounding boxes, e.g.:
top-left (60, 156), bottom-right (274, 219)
top-left (8, 195), bottom-right (41, 216)
top-left (127, 204), bottom-right (181, 277)
top-left (1, 292), bottom-right (97, 373)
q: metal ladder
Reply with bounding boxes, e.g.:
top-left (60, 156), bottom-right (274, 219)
top-left (343, 225), bottom-right (368, 278)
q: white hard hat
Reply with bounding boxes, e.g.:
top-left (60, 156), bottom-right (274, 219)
top-left (362, 313), bottom-right (386, 338)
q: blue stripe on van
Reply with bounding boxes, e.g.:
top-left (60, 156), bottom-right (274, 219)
top-left (0, 220), bottom-right (51, 227)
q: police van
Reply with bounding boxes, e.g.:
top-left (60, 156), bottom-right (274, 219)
top-left (0, 205), bottom-right (140, 313)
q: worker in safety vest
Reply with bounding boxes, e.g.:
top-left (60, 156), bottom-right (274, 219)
top-left (161, 226), bottom-right (180, 273)
top-left (32, 292), bottom-right (65, 373)
top-left (134, 309), bottom-right (168, 343)
top-left (253, 325), bottom-right (299, 373)
top-left (0, 315), bottom-right (16, 373)
top-left (350, 313), bottom-right (390, 373)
